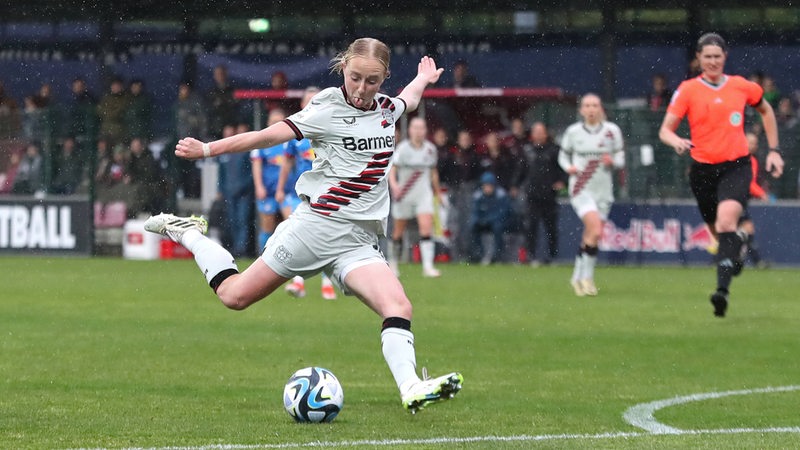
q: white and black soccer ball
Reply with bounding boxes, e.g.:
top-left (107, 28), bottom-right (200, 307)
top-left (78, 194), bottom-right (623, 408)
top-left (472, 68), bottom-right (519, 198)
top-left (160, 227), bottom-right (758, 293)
top-left (283, 366), bottom-right (343, 423)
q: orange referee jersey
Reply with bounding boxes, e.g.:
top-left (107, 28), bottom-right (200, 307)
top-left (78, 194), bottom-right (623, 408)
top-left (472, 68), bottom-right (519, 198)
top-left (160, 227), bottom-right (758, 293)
top-left (667, 75), bottom-right (763, 164)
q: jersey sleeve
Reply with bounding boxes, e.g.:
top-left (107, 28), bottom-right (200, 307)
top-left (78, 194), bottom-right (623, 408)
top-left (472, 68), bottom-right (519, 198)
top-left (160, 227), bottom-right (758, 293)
top-left (666, 80), bottom-right (691, 119)
top-left (741, 77), bottom-right (765, 107)
top-left (249, 148), bottom-right (261, 160)
top-left (283, 88), bottom-right (336, 141)
top-left (558, 130), bottom-right (573, 172)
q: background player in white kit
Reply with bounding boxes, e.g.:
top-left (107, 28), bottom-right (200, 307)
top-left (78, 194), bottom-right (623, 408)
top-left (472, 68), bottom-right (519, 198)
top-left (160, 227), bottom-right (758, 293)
top-left (388, 116), bottom-right (442, 278)
top-left (559, 93), bottom-right (625, 296)
top-left (144, 38), bottom-right (462, 413)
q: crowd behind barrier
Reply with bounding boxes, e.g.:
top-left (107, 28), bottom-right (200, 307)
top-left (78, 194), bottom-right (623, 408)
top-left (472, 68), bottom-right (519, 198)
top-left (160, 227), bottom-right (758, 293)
top-left (1, 62), bottom-right (798, 259)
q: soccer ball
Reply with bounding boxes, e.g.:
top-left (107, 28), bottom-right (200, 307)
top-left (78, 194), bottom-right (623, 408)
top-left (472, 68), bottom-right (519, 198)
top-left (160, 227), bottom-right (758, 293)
top-left (283, 366), bottom-right (344, 423)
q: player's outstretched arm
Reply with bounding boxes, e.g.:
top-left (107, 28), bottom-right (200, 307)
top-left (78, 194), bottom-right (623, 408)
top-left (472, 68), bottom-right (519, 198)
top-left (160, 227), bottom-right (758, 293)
top-left (176, 121), bottom-right (297, 160)
top-left (397, 56), bottom-right (444, 112)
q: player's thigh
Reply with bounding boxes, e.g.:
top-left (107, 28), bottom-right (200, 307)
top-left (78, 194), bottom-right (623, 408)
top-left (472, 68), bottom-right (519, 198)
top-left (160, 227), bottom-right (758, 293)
top-left (343, 261), bottom-right (411, 319)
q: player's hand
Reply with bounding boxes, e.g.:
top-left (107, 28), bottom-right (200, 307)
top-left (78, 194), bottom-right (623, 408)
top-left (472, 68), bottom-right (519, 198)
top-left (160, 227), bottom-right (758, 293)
top-left (255, 185), bottom-right (267, 200)
top-left (275, 190), bottom-right (285, 204)
top-left (765, 151), bottom-right (784, 178)
top-left (418, 56), bottom-right (444, 85)
top-left (672, 138), bottom-right (693, 155)
top-left (601, 153), bottom-right (613, 167)
top-left (175, 137), bottom-right (204, 160)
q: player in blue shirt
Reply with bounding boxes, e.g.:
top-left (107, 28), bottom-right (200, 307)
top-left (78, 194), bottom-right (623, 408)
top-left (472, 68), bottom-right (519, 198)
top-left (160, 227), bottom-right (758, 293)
top-left (250, 108), bottom-right (288, 250)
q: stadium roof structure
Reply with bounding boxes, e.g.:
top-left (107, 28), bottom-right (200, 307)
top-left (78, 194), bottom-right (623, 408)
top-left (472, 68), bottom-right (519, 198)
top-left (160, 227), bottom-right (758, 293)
top-left (0, 0), bottom-right (794, 22)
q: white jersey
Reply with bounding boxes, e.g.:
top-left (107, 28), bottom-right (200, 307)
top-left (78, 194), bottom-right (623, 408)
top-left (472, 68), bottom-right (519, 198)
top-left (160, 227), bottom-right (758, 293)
top-left (283, 87), bottom-right (407, 228)
top-left (558, 121), bottom-right (624, 199)
top-left (391, 138), bottom-right (437, 202)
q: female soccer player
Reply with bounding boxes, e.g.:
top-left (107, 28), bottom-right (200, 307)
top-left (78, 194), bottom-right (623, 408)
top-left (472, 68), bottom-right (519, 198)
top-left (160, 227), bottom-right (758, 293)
top-left (659, 32), bottom-right (784, 318)
top-left (558, 93), bottom-right (625, 297)
top-left (144, 38), bottom-right (462, 413)
top-left (387, 116), bottom-right (442, 278)
top-left (250, 108), bottom-right (289, 251)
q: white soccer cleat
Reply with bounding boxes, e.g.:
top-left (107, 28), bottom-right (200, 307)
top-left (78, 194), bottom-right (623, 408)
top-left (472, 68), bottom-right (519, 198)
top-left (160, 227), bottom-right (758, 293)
top-left (571, 279), bottom-right (586, 297)
top-left (144, 213), bottom-right (208, 243)
top-left (422, 267), bottom-right (441, 278)
top-left (401, 371), bottom-right (463, 414)
top-left (580, 279), bottom-right (598, 296)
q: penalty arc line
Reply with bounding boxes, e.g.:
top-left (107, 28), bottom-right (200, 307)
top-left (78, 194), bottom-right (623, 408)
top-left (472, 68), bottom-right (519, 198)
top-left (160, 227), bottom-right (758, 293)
top-left (623, 384), bottom-right (800, 434)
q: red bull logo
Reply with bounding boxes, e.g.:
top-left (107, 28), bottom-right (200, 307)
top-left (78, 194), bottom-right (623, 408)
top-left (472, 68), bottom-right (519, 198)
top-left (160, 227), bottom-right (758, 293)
top-left (682, 223), bottom-right (714, 252)
top-left (600, 219), bottom-right (681, 253)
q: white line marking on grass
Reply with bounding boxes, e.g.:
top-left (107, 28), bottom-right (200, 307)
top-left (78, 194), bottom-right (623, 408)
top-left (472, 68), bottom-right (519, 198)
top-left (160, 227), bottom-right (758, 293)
top-left (73, 426), bottom-right (800, 449)
top-left (72, 385), bottom-right (800, 449)
top-left (623, 385), bottom-right (800, 434)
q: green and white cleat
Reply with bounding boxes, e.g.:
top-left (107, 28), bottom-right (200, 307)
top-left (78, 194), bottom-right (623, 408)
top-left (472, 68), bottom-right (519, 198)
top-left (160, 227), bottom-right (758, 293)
top-left (144, 213), bottom-right (208, 243)
top-left (402, 371), bottom-right (463, 414)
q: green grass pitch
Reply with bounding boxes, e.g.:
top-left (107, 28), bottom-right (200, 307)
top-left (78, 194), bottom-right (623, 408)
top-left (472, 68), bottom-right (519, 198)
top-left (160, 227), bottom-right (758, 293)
top-left (1, 257), bottom-right (798, 449)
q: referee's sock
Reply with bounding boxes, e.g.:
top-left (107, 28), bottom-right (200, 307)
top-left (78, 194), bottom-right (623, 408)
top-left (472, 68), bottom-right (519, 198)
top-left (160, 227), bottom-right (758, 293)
top-left (716, 231), bottom-right (742, 292)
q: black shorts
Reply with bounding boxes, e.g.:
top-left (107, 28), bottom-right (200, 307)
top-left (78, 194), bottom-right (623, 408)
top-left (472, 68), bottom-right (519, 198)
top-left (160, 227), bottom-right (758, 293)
top-left (689, 156), bottom-right (752, 226)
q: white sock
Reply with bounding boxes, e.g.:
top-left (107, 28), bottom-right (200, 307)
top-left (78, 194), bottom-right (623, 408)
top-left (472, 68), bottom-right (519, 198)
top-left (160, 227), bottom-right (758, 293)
top-left (381, 328), bottom-right (420, 394)
top-left (390, 239), bottom-right (403, 265)
top-left (321, 273), bottom-right (333, 286)
top-left (292, 275), bottom-right (304, 285)
top-left (571, 254), bottom-right (584, 282)
top-left (185, 232), bottom-right (238, 285)
top-left (582, 253), bottom-right (597, 281)
top-left (420, 239), bottom-right (435, 271)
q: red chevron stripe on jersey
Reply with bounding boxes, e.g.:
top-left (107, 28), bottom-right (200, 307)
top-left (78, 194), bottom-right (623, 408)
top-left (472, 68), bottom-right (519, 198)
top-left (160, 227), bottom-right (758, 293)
top-left (394, 170), bottom-right (423, 202)
top-left (309, 149), bottom-right (393, 216)
top-left (572, 159), bottom-right (600, 197)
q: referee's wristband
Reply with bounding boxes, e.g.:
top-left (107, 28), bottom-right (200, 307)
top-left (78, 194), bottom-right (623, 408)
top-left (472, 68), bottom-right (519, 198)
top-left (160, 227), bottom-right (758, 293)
top-left (202, 142), bottom-right (212, 158)
top-left (768, 147), bottom-right (783, 157)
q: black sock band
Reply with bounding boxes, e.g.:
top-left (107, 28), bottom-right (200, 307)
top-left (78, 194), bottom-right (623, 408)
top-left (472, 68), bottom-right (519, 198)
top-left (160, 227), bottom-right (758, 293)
top-left (419, 236), bottom-right (432, 242)
top-left (382, 317), bottom-right (411, 331)
top-left (583, 245), bottom-right (599, 256)
top-left (209, 268), bottom-right (239, 293)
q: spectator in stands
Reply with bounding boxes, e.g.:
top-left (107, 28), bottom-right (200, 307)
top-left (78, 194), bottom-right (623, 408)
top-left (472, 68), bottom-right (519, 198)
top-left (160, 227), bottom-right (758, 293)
top-left (51, 136), bottom-right (82, 195)
top-left (217, 123), bottom-right (255, 258)
top-left (776, 97), bottom-right (798, 130)
top-left (207, 65), bottom-right (237, 140)
top-left (22, 83), bottom-right (55, 141)
top-left (126, 137), bottom-right (163, 217)
top-left (125, 79), bottom-right (153, 141)
top-left (0, 151), bottom-right (21, 194)
top-left (646, 73), bottom-right (672, 111)
top-left (762, 75), bottom-right (781, 107)
top-left (522, 122), bottom-right (566, 266)
top-left (172, 81), bottom-right (206, 198)
top-left (67, 77), bottom-right (98, 162)
top-left (0, 81), bottom-right (21, 139)
top-left (440, 129), bottom-right (482, 261)
top-left (479, 131), bottom-right (518, 192)
top-left (97, 76), bottom-right (130, 145)
top-left (12, 142), bottom-right (44, 195)
top-left (93, 138), bottom-right (114, 190)
top-left (451, 60), bottom-right (481, 88)
top-left (503, 118), bottom-right (529, 154)
top-left (270, 71), bottom-right (289, 90)
top-left (468, 172), bottom-right (510, 265)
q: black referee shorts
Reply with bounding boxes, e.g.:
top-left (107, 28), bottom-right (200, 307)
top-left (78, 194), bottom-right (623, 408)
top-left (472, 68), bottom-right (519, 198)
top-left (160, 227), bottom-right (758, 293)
top-left (689, 156), bottom-right (752, 226)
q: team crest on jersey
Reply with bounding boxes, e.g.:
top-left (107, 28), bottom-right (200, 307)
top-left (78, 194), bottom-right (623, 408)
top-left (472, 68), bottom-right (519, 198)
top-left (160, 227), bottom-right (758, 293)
top-left (380, 108), bottom-right (394, 128)
top-left (342, 116), bottom-right (357, 126)
top-left (729, 112), bottom-right (743, 126)
top-left (273, 245), bottom-right (293, 264)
